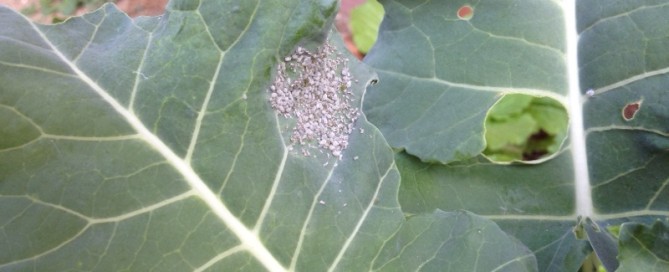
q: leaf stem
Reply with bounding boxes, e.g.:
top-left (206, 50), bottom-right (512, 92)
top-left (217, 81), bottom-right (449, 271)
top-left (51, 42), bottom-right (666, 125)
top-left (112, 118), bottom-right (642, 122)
top-left (564, 0), bottom-right (594, 217)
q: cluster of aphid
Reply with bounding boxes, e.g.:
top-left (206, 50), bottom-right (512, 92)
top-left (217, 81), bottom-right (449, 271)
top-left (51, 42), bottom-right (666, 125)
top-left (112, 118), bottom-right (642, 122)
top-left (269, 43), bottom-right (358, 159)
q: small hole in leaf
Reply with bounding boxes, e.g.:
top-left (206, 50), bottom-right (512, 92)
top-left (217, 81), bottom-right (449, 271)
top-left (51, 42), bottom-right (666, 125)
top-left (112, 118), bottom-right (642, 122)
top-left (483, 93), bottom-right (568, 163)
top-left (622, 100), bottom-right (642, 121)
top-left (457, 5), bottom-right (474, 20)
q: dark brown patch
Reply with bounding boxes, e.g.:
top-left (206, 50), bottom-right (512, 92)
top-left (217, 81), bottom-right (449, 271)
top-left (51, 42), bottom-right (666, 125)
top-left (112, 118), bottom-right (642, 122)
top-left (523, 130), bottom-right (550, 161)
top-left (622, 101), bottom-right (641, 121)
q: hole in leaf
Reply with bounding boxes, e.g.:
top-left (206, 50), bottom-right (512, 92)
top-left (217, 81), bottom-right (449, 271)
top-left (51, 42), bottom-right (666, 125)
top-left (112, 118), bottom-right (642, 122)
top-left (622, 100), bottom-right (642, 121)
top-left (457, 5), bottom-right (474, 20)
top-left (483, 93), bottom-right (568, 163)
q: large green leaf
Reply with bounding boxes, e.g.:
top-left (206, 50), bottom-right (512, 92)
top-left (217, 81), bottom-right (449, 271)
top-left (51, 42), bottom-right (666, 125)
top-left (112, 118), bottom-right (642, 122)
top-left (0, 1), bottom-right (536, 271)
top-left (363, 0), bottom-right (669, 271)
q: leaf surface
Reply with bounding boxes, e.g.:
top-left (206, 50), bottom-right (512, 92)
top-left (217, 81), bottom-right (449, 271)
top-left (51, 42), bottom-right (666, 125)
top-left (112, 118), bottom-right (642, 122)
top-left (617, 220), bottom-right (669, 272)
top-left (362, 0), bottom-right (669, 271)
top-left (0, 1), bottom-right (396, 270)
top-left (0, 1), bottom-right (535, 271)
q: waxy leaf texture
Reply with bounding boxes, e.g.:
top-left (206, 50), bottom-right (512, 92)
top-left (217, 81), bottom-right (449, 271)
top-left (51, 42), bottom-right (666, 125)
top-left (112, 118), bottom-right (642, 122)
top-left (363, 0), bottom-right (669, 271)
top-left (0, 0), bottom-right (536, 271)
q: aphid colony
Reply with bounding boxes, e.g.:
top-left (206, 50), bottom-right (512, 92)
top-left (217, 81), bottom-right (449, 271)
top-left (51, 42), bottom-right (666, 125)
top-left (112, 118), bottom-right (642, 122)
top-left (268, 43), bottom-right (358, 159)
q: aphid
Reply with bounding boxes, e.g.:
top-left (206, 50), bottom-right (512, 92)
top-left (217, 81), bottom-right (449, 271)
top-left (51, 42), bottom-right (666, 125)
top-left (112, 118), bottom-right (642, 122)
top-left (267, 42), bottom-right (357, 161)
top-left (586, 89), bottom-right (595, 97)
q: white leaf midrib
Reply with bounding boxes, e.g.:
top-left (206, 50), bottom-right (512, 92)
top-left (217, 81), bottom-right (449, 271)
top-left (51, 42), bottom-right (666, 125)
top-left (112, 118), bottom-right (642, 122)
top-left (30, 19), bottom-right (286, 272)
top-left (564, 0), bottom-right (593, 218)
top-left (373, 68), bottom-right (570, 106)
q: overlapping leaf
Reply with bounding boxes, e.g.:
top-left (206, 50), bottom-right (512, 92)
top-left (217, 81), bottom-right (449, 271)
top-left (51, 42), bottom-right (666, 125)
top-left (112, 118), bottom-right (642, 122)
top-left (363, 0), bottom-right (669, 271)
top-left (617, 220), bottom-right (669, 271)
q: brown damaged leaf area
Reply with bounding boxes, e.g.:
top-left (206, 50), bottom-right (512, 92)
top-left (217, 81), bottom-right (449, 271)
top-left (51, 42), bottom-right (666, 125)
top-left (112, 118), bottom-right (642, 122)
top-left (622, 100), bottom-right (642, 121)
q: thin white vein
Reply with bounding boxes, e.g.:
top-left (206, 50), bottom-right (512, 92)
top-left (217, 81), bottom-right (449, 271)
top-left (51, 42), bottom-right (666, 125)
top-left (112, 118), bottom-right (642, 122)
top-left (197, 0), bottom-right (260, 53)
top-left (186, 1), bottom-right (259, 163)
top-left (289, 163), bottom-right (338, 270)
top-left (591, 158), bottom-right (655, 189)
top-left (645, 177), bottom-right (669, 210)
top-left (185, 52), bottom-right (224, 163)
top-left (196, 9), bottom-right (223, 53)
top-left (489, 254), bottom-right (535, 272)
top-left (368, 220), bottom-right (401, 270)
top-left (91, 222), bottom-right (118, 271)
top-left (253, 114), bottom-right (289, 234)
top-left (42, 134), bottom-right (141, 141)
top-left (21, 195), bottom-right (90, 220)
top-left (194, 245), bottom-right (245, 272)
top-left (412, 221), bottom-right (454, 271)
top-left (183, 7), bottom-right (226, 163)
top-left (0, 219), bottom-right (91, 268)
top-left (218, 108), bottom-right (250, 194)
top-left (128, 32), bottom-right (153, 111)
top-left (595, 210), bottom-right (669, 220)
top-left (89, 191), bottom-right (195, 223)
top-left (629, 233), bottom-right (669, 264)
top-left (0, 60), bottom-right (77, 77)
top-left (28, 22), bottom-right (285, 272)
top-left (376, 68), bottom-right (569, 106)
top-left (483, 214), bottom-right (575, 221)
top-left (579, 2), bottom-right (669, 34)
top-left (591, 66), bottom-right (669, 96)
top-left (534, 230), bottom-right (571, 269)
top-left (0, 134), bottom-right (141, 153)
top-left (103, 161), bottom-right (168, 180)
top-left (586, 125), bottom-right (669, 137)
top-left (0, 192), bottom-right (191, 268)
top-left (72, 14), bottom-right (102, 62)
top-left (328, 161), bottom-right (396, 272)
top-left (564, 0), bottom-right (593, 218)
top-left (411, 26), bottom-right (436, 78)
top-left (469, 25), bottom-right (564, 57)
top-left (472, 226), bottom-right (486, 272)
top-left (0, 105), bottom-right (138, 148)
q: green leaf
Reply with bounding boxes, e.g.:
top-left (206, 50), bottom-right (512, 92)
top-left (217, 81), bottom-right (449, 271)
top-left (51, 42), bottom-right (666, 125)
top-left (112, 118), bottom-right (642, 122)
top-left (0, 1), bottom-right (536, 271)
top-left (395, 151), bottom-right (587, 271)
top-left (528, 97), bottom-right (569, 136)
top-left (349, 0), bottom-right (384, 54)
top-left (363, 0), bottom-right (567, 164)
top-left (485, 113), bottom-right (538, 156)
top-left (487, 94), bottom-right (534, 121)
top-left (363, 0), bottom-right (669, 271)
top-left (0, 1), bottom-right (388, 270)
top-left (483, 94), bottom-right (569, 162)
top-left (375, 210), bottom-right (538, 271)
top-left (618, 220), bottom-right (669, 272)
